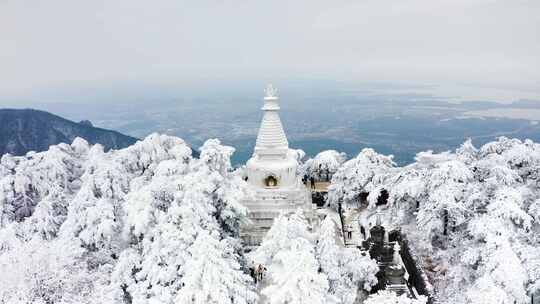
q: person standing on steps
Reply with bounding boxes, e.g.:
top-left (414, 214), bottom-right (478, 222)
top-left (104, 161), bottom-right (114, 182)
top-left (250, 261), bottom-right (256, 283)
top-left (257, 264), bottom-right (265, 282)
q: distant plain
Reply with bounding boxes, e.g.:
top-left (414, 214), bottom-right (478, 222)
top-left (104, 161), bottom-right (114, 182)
top-left (8, 80), bottom-right (540, 166)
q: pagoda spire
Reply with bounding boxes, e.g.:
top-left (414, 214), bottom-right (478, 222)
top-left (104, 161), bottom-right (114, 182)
top-left (254, 84), bottom-right (289, 158)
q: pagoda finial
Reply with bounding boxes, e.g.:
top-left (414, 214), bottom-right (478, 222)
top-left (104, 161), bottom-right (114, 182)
top-left (264, 84), bottom-right (278, 98)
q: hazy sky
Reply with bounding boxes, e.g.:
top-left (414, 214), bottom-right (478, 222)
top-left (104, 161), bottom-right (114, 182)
top-left (1, 0), bottom-right (539, 104)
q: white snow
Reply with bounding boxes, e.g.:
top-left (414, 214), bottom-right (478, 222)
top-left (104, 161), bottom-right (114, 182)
top-left (1, 134), bottom-right (539, 303)
top-left (0, 135), bottom-right (257, 304)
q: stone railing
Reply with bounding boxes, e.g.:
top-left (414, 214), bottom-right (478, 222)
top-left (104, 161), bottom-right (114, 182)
top-left (389, 231), bottom-right (437, 304)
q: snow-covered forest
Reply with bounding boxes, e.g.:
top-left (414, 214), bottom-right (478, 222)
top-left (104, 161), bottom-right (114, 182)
top-left (327, 137), bottom-right (540, 304)
top-left (1, 134), bottom-right (539, 303)
top-left (0, 135), bottom-right (257, 303)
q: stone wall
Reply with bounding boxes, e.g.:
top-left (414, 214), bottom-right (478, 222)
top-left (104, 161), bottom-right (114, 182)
top-left (389, 231), bottom-right (437, 304)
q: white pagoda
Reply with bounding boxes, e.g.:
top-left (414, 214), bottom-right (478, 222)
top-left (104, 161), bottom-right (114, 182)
top-left (241, 85), bottom-right (315, 246)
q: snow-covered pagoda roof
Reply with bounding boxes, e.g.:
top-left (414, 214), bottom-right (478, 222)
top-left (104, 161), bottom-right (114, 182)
top-left (254, 85), bottom-right (289, 153)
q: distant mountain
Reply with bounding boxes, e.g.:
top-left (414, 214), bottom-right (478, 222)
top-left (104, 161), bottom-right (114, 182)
top-left (0, 109), bottom-right (138, 156)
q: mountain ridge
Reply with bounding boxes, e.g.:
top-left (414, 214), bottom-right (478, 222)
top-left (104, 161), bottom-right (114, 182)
top-left (0, 108), bottom-right (138, 156)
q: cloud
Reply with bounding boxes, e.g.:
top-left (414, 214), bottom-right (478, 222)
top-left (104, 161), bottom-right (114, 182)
top-left (0, 0), bottom-right (539, 102)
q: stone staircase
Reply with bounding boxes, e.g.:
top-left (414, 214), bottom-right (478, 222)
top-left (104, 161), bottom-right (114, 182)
top-left (343, 209), bottom-right (364, 248)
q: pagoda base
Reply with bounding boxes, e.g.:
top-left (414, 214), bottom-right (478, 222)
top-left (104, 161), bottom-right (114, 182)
top-left (240, 185), bottom-right (317, 247)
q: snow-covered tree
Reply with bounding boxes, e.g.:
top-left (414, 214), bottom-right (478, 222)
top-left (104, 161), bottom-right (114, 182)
top-left (176, 231), bottom-right (257, 304)
top-left (104, 138), bottom-right (254, 303)
top-left (0, 237), bottom-right (94, 304)
top-left (302, 150), bottom-right (347, 182)
top-left (0, 140), bottom-right (86, 227)
top-left (327, 148), bottom-right (395, 210)
top-left (316, 217), bottom-right (378, 304)
top-left (253, 210), bottom-right (335, 304)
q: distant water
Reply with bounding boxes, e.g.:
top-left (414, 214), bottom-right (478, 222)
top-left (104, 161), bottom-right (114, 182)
top-left (224, 137), bottom-right (415, 168)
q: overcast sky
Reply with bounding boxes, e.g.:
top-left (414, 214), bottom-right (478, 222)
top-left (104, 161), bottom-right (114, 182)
top-left (1, 0), bottom-right (539, 104)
